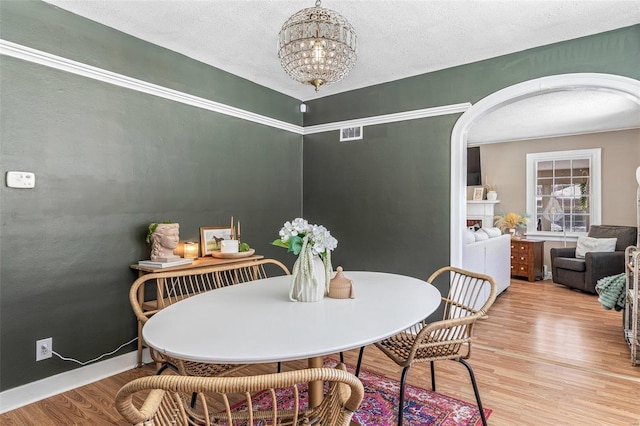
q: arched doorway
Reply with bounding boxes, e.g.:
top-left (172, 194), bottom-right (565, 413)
top-left (450, 73), bottom-right (640, 267)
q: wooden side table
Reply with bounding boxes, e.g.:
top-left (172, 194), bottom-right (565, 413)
top-left (130, 254), bottom-right (264, 276)
top-left (510, 239), bottom-right (544, 282)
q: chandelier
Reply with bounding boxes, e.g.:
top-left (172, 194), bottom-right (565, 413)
top-left (277, 0), bottom-right (357, 92)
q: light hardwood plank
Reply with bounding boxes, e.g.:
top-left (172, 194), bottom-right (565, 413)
top-left (2, 279), bottom-right (639, 425)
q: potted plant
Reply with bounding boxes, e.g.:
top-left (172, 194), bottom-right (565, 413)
top-left (494, 212), bottom-right (529, 237)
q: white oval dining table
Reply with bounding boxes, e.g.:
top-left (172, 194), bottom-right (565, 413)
top-left (142, 270), bottom-right (442, 407)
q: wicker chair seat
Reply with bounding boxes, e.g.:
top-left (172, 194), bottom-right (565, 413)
top-left (376, 332), bottom-right (470, 366)
top-left (176, 358), bottom-right (246, 377)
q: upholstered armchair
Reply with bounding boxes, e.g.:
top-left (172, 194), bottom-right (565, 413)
top-left (550, 225), bottom-right (637, 294)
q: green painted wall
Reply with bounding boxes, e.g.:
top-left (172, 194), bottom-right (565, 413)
top-left (304, 25), bottom-right (640, 125)
top-left (303, 115), bottom-right (458, 278)
top-left (1, 0), bottom-right (301, 124)
top-left (0, 1), bottom-right (302, 391)
top-left (302, 25), bottom-right (639, 284)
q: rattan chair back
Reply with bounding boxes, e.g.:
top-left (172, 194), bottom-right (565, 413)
top-left (130, 259), bottom-right (290, 322)
top-left (129, 259), bottom-right (290, 371)
top-left (376, 266), bottom-right (497, 366)
top-left (115, 364), bottom-right (364, 426)
top-left (376, 266), bottom-right (498, 426)
top-left (372, 266), bottom-right (497, 426)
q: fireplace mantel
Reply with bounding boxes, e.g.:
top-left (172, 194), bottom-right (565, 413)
top-left (467, 200), bottom-right (500, 228)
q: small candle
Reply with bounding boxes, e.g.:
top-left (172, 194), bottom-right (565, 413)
top-left (183, 242), bottom-right (199, 259)
top-left (237, 221), bottom-right (241, 239)
top-left (230, 216), bottom-right (234, 239)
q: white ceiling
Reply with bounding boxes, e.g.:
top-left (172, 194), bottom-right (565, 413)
top-left (42, 0), bottom-right (640, 141)
top-left (468, 89), bottom-right (640, 144)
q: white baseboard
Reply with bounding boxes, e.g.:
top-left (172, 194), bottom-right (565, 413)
top-left (0, 349), bottom-right (152, 414)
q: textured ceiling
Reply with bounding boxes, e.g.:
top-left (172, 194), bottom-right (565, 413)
top-left (468, 90), bottom-right (640, 144)
top-left (41, 0), bottom-right (640, 140)
top-left (42, 0), bottom-right (640, 101)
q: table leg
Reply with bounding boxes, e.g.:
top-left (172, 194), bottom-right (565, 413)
top-left (308, 356), bottom-right (323, 408)
top-left (308, 356), bottom-right (360, 425)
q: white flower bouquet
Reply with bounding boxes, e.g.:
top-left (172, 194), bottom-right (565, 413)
top-left (272, 217), bottom-right (338, 257)
top-left (272, 218), bottom-right (337, 302)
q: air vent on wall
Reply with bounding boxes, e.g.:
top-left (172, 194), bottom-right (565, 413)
top-left (340, 126), bottom-right (363, 142)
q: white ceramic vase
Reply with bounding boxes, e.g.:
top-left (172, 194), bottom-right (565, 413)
top-left (290, 250), bottom-right (327, 302)
top-left (486, 190), bottom-right (498, 201)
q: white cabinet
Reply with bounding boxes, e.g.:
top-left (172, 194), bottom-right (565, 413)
top-left (467, 200), bottom-right (500, 229)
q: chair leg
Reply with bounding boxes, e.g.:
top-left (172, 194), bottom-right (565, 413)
top-left (136, 323), bottom-right (143, 368)
top-left (156, 362), bottom-right (178, 375)
top-left (430, 360), bottom-right (436, 390)
top-left (397, 366), bottom-right (411, 426)
top-left (459, 359), bottom-right (487, 426)
top-left (355, 346), bottom-right (365, 377)
top-left (156, 363), bottom-right (170, 375)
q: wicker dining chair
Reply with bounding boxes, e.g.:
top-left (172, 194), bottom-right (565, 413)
top-left (116, 363), bottom-right (364, 426)
top-left (363, 266), bottom-right (497, 426)
top-left (129, 258), bottom-right (290, 375)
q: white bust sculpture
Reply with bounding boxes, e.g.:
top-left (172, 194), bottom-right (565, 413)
top-left (150, 223), bottom-right (180, 262)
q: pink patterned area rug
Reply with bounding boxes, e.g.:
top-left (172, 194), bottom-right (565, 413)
top-left (241, 358), bottom-right (491, 426)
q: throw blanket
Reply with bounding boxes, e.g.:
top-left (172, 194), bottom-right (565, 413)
top-left (595, 273), bottom-right (626, 311)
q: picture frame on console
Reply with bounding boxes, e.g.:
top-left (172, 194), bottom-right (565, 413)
top-left (472, 187), bottom-right (484, 201)
top-left (200, 226), bottom-right (233, 256)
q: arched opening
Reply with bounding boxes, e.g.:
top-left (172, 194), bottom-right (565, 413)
top-left (450, 73), bottom-right (640, 267)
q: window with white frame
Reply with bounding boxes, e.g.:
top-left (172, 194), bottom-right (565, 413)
top-left (526, 149), bottom-right (601, 240)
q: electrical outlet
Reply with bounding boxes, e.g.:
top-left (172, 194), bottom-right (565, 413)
top-left (36, 337), bottom-right (52, 361)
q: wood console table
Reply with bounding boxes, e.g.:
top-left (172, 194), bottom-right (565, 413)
top-left (130, 254), bottom-right (264, 276)
top-left (510, 239), bottom-right (544, 282)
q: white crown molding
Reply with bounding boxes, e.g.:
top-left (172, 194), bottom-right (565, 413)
top-left (0, 39), bottom-right (304, 135)
top-left (303, 103), bottom-right (471, 135)
top-left (0, 349), bottom-right (152, 414)
top-left (1, 39), bottom-right (471, 137)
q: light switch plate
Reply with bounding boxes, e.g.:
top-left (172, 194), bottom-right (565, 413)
top-left (6, 171), bottom-right (35, 188)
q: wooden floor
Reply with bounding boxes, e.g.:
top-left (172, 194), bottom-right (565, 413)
top-left (2, 279), bottom-right (640, 425)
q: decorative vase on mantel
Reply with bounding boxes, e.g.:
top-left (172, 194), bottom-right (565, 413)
top-left (486, 190), bottom-right (498, 201)
top-left (289, 239), bottom-right (331, 302)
